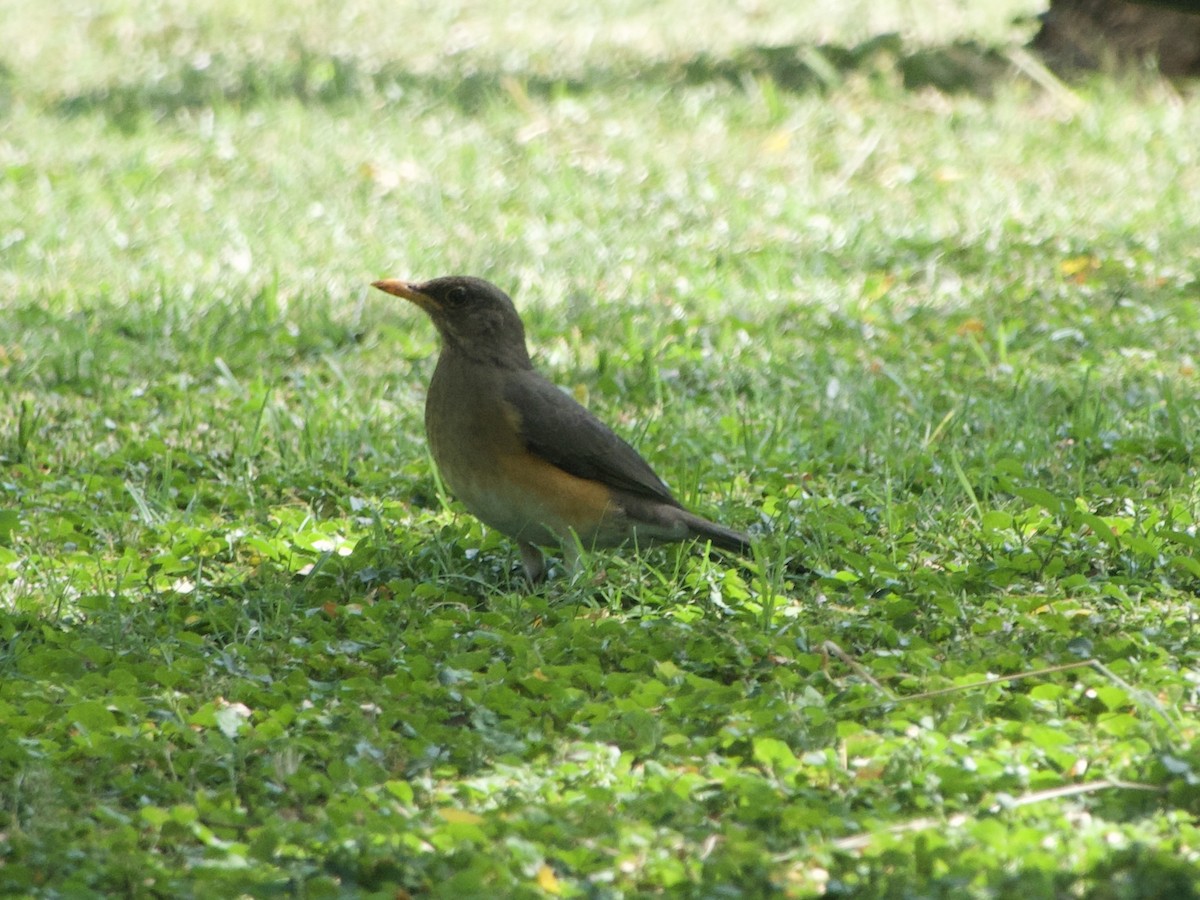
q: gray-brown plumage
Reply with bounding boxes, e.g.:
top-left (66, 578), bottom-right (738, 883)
top-left (372, 275), bottom-right (751, 582)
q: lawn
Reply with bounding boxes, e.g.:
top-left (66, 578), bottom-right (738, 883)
top-left (3, 1), bottom-right (1200, 896)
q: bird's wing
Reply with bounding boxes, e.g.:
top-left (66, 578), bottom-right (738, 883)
top-left (502, 373), bottom-right (680, 506)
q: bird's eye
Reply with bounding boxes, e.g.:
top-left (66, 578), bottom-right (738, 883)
top-left (446, 286), bottom-right (468, 306)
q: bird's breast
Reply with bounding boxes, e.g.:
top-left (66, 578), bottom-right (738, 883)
top-left (424, 357), bottom-right (616, 546)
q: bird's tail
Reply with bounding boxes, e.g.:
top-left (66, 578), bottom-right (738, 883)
top-left (681, 511), bottom-right (753, 557)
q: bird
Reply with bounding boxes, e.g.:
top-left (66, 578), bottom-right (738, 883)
top-left (371, 275), bottom-right (752, 582)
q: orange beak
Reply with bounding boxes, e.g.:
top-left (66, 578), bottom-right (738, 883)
top-left (371, 278), bottom-right (436, 313)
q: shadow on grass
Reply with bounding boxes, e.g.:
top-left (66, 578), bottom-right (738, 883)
top-left (829, 842), bottom-right (1200, 899)
top-left (1080, 844), bottom-right (1200, 900)
top-left (52, 35), bottom-right (1011, 132)
top-left (0, 58), bottom-right (14, 118)
top-left (1, 285), bottom-right (365, 394)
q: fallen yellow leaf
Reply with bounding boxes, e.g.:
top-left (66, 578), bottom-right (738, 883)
top-left (536, 864), bottom-right (562, 895)
top-left (956, 317), bottom-right (985, 336)
top-left (438, 808), bottom-right (484, 825)
top-left (1059, 255), bottom-right (1099, 283)
top-left (762, 128), bottom-right (792, 154)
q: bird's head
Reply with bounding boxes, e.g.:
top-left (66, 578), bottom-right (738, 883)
top-left (372, 275), bottom-right (532, 368)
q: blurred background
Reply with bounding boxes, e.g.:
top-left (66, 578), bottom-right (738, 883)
top-left (1, 0), bottom-right (1060, 306)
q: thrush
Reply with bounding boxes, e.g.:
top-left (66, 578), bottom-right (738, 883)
top-left (372, 275), bottom-right (752, 582)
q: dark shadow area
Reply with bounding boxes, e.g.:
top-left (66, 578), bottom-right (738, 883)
top-left (1032, 0), bottom-right (1200, 75)
top-left (1077, 845), bottom-right (1200, 900)
top-left (826, 842), bottom-right (1200, 899)
top-left (52, 34), bottom-right (1015, 131)
top-left (0, 58), bottom-right (14, 118)
top-left (54, 46), bottom-right (373, 132)
top-left (677, 34), bottom-right (1008, 96)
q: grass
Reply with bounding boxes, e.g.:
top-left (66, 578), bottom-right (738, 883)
top-left (3, 1), bottom-right (1200, 896)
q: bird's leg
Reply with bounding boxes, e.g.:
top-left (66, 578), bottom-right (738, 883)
top-left (518, 541), bottom-right (546, 583)
top-left (561, 536), bottom-right (584, 580)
